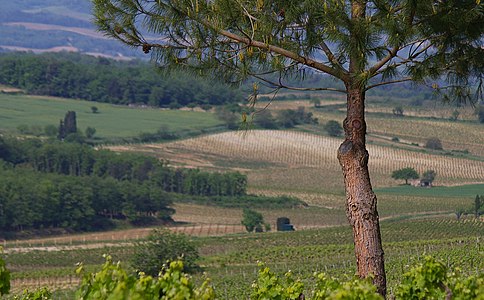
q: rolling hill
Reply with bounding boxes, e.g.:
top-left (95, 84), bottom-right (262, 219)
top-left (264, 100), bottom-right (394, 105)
top-left (0, 0), bottom-right (141, 59)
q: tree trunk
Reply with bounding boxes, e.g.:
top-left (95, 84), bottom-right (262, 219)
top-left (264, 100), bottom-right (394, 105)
top-left (337, 87), bottom-right (386, 297)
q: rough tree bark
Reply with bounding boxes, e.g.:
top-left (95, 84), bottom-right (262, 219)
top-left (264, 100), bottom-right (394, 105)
top-left (337, 86), bottom-right (386, 296)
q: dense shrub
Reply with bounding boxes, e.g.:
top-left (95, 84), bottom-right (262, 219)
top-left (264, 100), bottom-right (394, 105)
top-left (277, 107), bottom-right (318, 128)
top-left (253, 109), bottom-right (279, 129)
top-left (241, 208), bottom-right (267, 232)
top-left (77, 256), bottom-right (214, 300)
top-left (173, 194), bottom-right (306, 209)
top-left (324, 120), bottom-right (343, 137)
top-left (131, 229), bottom-right (200, 276)
top-left (425, 137), bottom-right (443, 150)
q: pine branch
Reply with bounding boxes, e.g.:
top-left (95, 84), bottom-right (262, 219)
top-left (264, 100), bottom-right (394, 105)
top-left (319, 41), bottom-right (348, 74)
top-left (369, 46), bottom-right (399, 75)
top-left (122, 0), bottom-right (346, 81)
top-left (373, 42), bottom-right (434, 77)
top-left (250, 73), bottom-right (347, 93)
top-left (366, 78), bottom-right (413, 91)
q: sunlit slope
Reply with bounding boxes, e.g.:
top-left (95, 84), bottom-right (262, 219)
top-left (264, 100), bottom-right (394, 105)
top-left (0, 94), bottom-right (223, 140)
top-left (110, 130), bottom-right (484, 191)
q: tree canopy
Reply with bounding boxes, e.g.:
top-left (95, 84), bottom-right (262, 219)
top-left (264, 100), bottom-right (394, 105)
top-left (92, 0), bottom-right (484, 296)
top-left (0, 52), bottom-right (243, 107)
top-left (0, 137), bottom-right (250, 233)
top-left (93, 0), bottom-right (483, 101)
top-left (241, 208), bottom-right (266, 233)
top-left (391, 167), bottom-right (419, 185)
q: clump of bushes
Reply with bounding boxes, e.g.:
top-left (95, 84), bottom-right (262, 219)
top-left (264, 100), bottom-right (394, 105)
top-left (131, 229), bottom-right (200, 276)
top-left (324, 120), bottom-right (343, 137)
top-left (425, 137), bottom-right (443, 150)
top-left (241, 208), bottom-right (271, 233)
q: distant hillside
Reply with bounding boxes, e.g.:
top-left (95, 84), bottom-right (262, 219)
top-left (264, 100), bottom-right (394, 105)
top-left (0, 0), bottom-right (141, 59)
top-left (0, 1), bottom-right (438, 106)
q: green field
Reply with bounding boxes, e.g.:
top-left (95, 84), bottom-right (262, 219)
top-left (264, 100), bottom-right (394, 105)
top-left (376, 184), bottom-right (484, 198)
top-left (0, 93), bottom-right (224, 141)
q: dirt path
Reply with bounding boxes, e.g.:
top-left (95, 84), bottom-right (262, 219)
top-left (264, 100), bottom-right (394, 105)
top-left (3, 225), bottom-right (246, 253)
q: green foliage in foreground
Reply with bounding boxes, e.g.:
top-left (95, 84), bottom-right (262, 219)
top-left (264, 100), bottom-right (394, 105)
top-left (251, 262), bottom-right (381, 300)
top-left (395, 257), bottom-right (483, 300)
top-left (75, 256), bottom-right (214, 300)
top-left (11, 288), bottom-right (52, 300)
top-left (0, 249), bottom-right (9, 296)
top-left (1, 255), bottom-right (482, 299)
top-left (251, 257), bottom-right (484, 300)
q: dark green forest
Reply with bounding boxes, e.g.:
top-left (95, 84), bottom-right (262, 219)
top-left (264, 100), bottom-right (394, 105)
top-left (0, 136), bottom-right (251, 233)
top-left (0, 52), bottom-right (243, 107)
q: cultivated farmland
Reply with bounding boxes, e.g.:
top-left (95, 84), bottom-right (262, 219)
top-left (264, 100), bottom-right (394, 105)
top-left (109, 130), bottom-right (484, 193)
top-left (1, 92), bottom-right (483, 298)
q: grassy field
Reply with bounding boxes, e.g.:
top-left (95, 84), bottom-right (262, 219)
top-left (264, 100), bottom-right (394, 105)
top-left (0, 93), bottom-right (224, 141)
top-left (376, 184), bottom-right (484, 198)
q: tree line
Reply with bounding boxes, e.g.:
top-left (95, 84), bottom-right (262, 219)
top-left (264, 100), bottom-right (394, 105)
top-left (0, 166), bottom-right (173, 232)
top-left (0, 52), bottom-right (243, 107)
top-left (0, 136), bottom-right (248, 196)
top-left (0, 136), bottom-right (251, 233)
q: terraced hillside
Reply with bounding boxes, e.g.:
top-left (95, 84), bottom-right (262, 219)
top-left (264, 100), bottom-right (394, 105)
top-left (109, 130), bottom-right (484, 194)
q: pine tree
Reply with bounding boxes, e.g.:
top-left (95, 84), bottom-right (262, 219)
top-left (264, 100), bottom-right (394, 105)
top-left (92, 0), bottom-right (484, 295)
